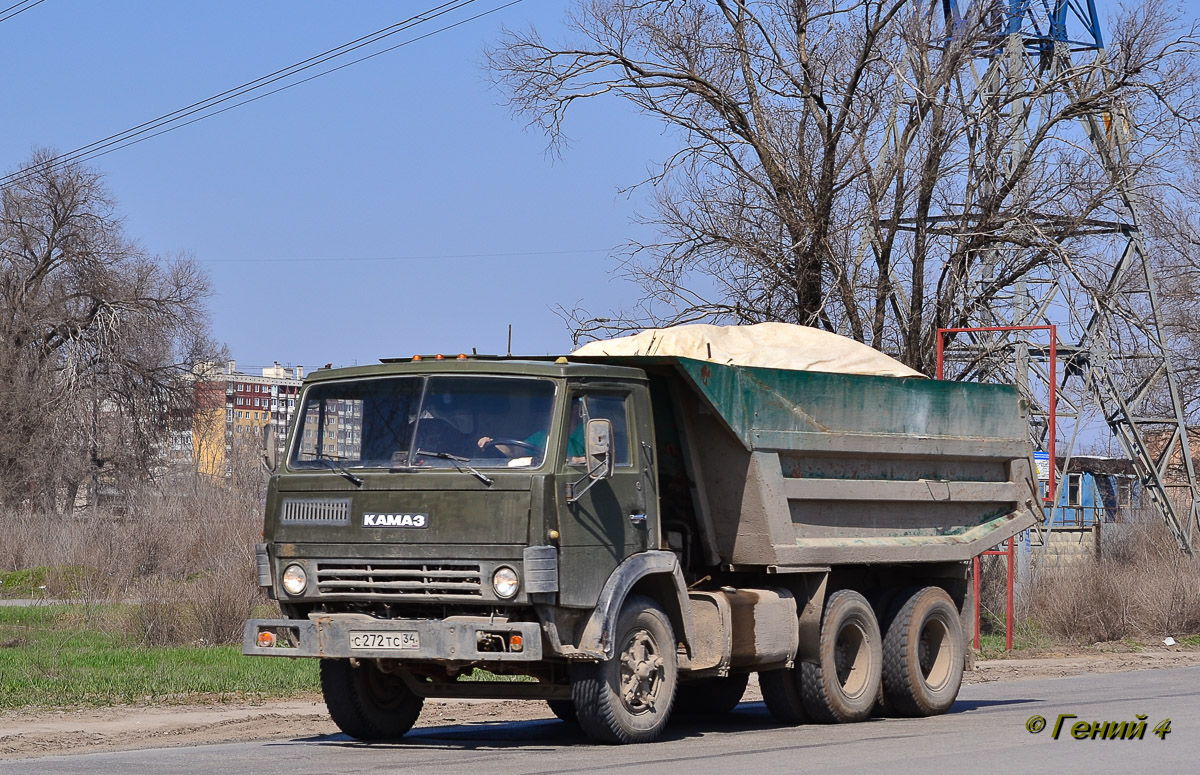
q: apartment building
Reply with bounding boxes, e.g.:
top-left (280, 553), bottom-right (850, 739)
top-left (192, 360), bottom-right (304, 477)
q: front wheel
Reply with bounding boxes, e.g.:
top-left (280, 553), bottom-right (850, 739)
top-left (320, 659), bottom-right (424, 740)
top-left (546, 699), bottom-right (578, 723)
top-left (571, 595), bottom-right (678, 744)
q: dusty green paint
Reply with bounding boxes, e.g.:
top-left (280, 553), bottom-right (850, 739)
top-left (795, 507), bottom-right (1013, 543)
top-left (791, 511), bottom-right (1019, 547)
top-left (668, 358), bottom-right (1024, 448)
top-left (264, 359), bottom-right (654, 614)
top-left (555, 382), bottom-right (658, 608)
top-left (298, 357), bottom-right (643, 387)
top-left (255, 351), bottom-right (1037, 670)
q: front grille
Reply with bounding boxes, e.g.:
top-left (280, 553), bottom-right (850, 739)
top-left (280, 498), bottom-right (351, 525)
top-left (315, 561), bottom-right (483, 598)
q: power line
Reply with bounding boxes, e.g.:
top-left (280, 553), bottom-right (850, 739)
top-left (0, 0), bottom-right (46, 25)
top-left (0, 0), bottom-right (521, 187)
top-left (0, 0), bottom-right (475, 185)
top-left (69, 0), bottom-right (525, 168)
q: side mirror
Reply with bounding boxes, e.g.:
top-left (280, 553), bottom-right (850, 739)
top-left (262, 424), bottom-right (279, 472)
top-left (585, 418), bottom-right (614, 480)
top-left (566, 418), bottom-right (615, 503)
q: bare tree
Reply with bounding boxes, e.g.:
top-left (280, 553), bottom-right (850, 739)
top-left (490, 1), bottom-right (1200, 373)
top-left (1149, 162), bottom-right (1200, 422)
top-left (0, 150), bottom-right (224, 511)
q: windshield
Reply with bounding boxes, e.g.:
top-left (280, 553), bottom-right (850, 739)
top-left (289, 375), bottom-right (556, 470)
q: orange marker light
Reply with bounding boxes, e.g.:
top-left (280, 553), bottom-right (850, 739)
top-left (412, 354), bottom-right (422, 361)
top-left (509, 634), bottom-right (524, 652)
top-left (257, 631), bottom-right (277, 648)
top-left (457, 353), bottom-right (467, 359)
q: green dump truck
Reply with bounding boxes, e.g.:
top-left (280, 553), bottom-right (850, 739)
top-left (243, 335), bottom-right (1039, 744)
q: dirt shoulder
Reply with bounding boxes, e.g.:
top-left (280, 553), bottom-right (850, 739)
top-left (4, 648), bottom-right (1200, 760)
top-left (963, 646), bottom-right (1200, 684)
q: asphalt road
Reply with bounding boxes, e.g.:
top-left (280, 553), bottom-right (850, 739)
top-left (5, 667), bottom-right (1197, 774)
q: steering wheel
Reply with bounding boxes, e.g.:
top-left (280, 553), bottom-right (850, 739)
top-left (483, 438), bottom-right (541, 456)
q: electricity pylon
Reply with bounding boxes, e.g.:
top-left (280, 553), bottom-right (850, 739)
top-left (934, 0), bottom-right (1200, 551)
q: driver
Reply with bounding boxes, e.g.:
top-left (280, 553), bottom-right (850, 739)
top-left (477, 397), bottom-right (586, 462)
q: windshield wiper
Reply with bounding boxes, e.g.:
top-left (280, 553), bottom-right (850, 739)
top-left (314, 455), bottom-right (363, 487)
top-left (415, 449), bottom-right (494, 486)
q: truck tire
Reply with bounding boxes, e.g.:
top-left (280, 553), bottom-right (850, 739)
top-left (546, 699), bottom-right (578, 723)
top-left (867, 586), bottom-right (910, 717)
top-left (320, 658), bottom-right (424, 740)
top-left (570, 595), bottom-right (678, 744)
top-left (674, 673), bottom-right (749, 717)
top-left (759, 668), bottom-right (808, 725)
top-left (800, 589), bottom-right (882, 723)
top-left (881, 586), bottom-right (964, 717)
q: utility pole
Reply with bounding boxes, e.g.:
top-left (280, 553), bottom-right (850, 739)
top-left (933, 0), bottom-right (1200, 551)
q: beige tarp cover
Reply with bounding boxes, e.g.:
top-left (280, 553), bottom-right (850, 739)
top-left (572, 322), bottom-right (924, 378)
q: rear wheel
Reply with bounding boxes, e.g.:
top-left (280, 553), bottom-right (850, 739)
top-left (320, 659), bottom-right (424, 740)
top-left (759, 668), bottom-right (808, 725)
top-left (869, 586), bottom-right (913, 718)
top-left (881, 586), bottom-right (964, 717)
top-left (571, 595), bottom-right (678, 744)
top-left (801, 590), bottom-right (882, 723)
top-left (674, 673), bottom-right (749, 717)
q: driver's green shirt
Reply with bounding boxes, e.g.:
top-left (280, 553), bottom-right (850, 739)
top-left (525, 427), bottom-right (584, 457)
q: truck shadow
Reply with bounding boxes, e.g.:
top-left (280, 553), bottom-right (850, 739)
top-left (297, 703), bottom-right (780, 750)
top-left (950, 697), bottom-right (1040, 713)
top-left (295, 699), bottom-right (1033, 750)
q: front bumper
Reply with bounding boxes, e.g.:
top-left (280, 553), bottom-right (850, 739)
top-left (242, 613), bottom-right (544, 661)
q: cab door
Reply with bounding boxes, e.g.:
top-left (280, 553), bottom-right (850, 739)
top-left (556, 384), bottom-right (658, 608)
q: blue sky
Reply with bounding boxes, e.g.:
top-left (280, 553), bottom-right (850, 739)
top-left (0, 1), bottom-right (675, 373)
top-left (1, 1), bottom-right (1150, 377)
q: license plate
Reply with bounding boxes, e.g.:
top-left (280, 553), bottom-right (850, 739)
top-left (349, 631), bottom-right (419, 650)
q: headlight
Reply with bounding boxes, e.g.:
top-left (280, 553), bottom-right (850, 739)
top-left (281, 564), bottom-right (308, 596)
top-left (492, 566), bottom-right (519, 599)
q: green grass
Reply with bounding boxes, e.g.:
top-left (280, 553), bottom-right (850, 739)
top-left (0, 605), bottom-right (318, 708)
top-left (975, 622), bottom-right (1200, 656)
top-left (0, 567), bottom-right (52, 598)
top-left (975, 617), bottom-right (1053, 658)
top-left (0, 566), bottom-right (93, 598)
top-left (977, 632), bottom-right (1019, 657)
top-left (0, 606), bottom-right (60, 628)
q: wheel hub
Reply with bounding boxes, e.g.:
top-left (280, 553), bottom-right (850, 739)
top-left (619, 630), bottom-right (664, 713)
top-left (833, 623), bottom-right (869, 697)
top-left (918, 618), bottom-right (951, 688)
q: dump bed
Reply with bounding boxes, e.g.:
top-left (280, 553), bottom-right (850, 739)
top-left (574, 355), bottom-right (1041, 568)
